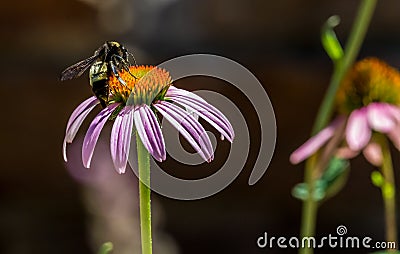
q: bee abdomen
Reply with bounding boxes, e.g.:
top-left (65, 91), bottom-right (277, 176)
top-left (92, 80), bottom-right (109, 107)
top-left (90, 62), bottom-right (109, 107)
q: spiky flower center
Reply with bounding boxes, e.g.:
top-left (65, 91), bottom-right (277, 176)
top-left (108, 65), bottom-right (173, 106)
top-left (336, 58), bottom-right (400, 114)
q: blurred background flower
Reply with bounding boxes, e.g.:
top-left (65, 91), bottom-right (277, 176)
top-left (290, 58), bottom-right (400, 167)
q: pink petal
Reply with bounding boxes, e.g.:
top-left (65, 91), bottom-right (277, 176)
top-left (66, 96), bottom-right (98, 133)
top-left (63, 96), bottom-right (99, 161)
top-left (154, 101), bottom-right (214, 162)
top-left (385, 104), bottom-right (400, 122)
top-left (166, 87), bottom-right (234, 135)
top-left (168, 93), bottom-right (234, 142)
top-left (110, 106), bottom-right (134, 174)
top-left (363, 142), bottom-right (383, 167)
top-left (289, 116), bottom-right (345, 164)
top-left (133, 105), bottom-right (166, 162)
top-left (367, 103), bottom-right (396, 133)
top-left (336, 146), bottom-right (359, 159)
top-left (82, 103), bottom-right (120, 168)
top-left (346, 108), bottom-right (371, 151)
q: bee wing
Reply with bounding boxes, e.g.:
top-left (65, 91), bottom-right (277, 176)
top-left (60, 55), bottom-right (98, 81)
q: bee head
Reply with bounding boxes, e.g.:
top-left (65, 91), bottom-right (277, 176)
top-left (106, 41), bottom-right (128, 61)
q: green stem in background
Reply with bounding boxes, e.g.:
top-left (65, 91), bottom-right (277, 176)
top-left (312, 0), bottom-right (377, 135)
top-left (299, 1), bottom-right (377, 254)
top-left (300, 156), bottom-right (318, 251)
top-left (137, 131), bottom-right (153, 254)
top-left (380, 136), bottom-right (398, 251)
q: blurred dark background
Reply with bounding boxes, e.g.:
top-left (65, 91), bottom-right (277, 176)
top-left (1, 0), bottom-right (400, 253)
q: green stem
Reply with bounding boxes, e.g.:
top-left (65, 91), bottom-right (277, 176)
top-left (380, 136), bottom-right (398, 251)
top-left (300, 157), bottom-right (318, 251)
top-left (300, 1), bottom-right (377, 254)
top-left (137, 131), bottom-right (153, 254)
top-left (312, 0), bottom-right (377, 134)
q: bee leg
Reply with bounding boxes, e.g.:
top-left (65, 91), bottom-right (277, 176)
top-left (128, 52), bottom-right (137, 66)
top-left (112, 55), bottom-right (137, 80)
top-left (99, 99), bottom-right (107, 108)
top-left (126, 68), bottom-right (138, 80)
top-left (111, 55), bottom-right (136, 95)
top-left (110, 61), bottom-right (127, 86)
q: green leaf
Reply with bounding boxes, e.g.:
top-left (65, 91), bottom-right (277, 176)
top-left (320, 157), bottom-right (349, 183)
top-left (322, 158), bottom-right (350, 201)
top-left (292, 157), bottom-right (349, 202)
top-left (382, 183), bottom-right (395, 199)
top-left (292, 183), bottom-right (308, 201)
top-left (371, 171), bottom-right (384, 187)
top-left (98, 242), bottom-right (113, 254)
top-left (321, 15), bottom-right (344, 63)
top-left (291, 181), bottom-right (326, 201)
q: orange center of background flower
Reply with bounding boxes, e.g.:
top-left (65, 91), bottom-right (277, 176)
top-left (335, 58), bottom-right (400, 114)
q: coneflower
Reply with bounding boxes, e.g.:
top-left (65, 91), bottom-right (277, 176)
top-left (63, 65), bottom-right (234, 172)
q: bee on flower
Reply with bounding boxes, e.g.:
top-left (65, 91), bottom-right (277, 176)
top-left (63, 65), bottom-right (234, 173)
